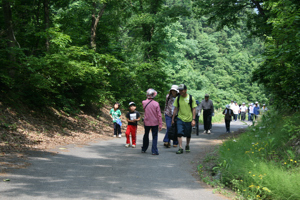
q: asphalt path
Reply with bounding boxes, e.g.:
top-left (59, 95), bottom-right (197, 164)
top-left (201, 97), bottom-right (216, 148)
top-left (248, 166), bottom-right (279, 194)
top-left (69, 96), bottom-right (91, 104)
top-left (0, 120), bottom-right (250, 200)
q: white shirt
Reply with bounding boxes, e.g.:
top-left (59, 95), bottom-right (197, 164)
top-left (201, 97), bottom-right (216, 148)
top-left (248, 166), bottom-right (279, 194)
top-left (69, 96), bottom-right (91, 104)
top-left (232, 104), bottom-right (239, 114)
top-left (240, 105), bottom-right (247, 112)
top-left (249, 106), bottom-right (254, 114)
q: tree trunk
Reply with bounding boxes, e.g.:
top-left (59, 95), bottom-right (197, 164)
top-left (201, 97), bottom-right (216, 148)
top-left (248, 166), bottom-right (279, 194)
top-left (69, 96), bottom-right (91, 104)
top-left (90, 3), bottom-right (106, 51)
top-left (2, 0), bottom-right (17, 76)
top-left (44, 0), bottom-right (50, 51)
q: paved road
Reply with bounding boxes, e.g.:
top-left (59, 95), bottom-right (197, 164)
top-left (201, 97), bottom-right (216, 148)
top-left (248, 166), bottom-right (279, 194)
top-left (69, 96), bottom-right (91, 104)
top-left (0, 120), bottom-right (250, 200)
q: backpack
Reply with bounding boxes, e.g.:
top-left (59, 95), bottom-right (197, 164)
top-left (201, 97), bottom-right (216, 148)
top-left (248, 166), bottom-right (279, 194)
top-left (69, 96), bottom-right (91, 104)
top-left (177, 94), bottom-right (193, 113)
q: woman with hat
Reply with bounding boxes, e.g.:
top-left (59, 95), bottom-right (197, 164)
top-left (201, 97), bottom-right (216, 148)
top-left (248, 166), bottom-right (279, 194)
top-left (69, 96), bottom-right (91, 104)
top-left (141, 88), bottom-right (162, 155)
top-left (163, 85), bottom-right (179, 148)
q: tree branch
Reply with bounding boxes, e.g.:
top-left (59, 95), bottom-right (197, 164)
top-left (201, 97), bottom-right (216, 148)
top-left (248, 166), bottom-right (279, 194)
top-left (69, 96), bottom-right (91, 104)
top-left (250, 0), bottom-right (265, 16)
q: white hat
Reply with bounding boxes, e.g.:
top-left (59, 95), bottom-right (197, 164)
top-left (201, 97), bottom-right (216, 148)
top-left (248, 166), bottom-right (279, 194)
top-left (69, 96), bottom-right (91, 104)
top-left (169, 85), bottom-right (179, 93)
top-left (146, 88), bottom-right (157, 99)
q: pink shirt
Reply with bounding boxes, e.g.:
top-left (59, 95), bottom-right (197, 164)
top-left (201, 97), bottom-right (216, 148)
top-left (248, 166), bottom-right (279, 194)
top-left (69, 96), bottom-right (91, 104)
top-left (142, 99), bottom-right (162, 128)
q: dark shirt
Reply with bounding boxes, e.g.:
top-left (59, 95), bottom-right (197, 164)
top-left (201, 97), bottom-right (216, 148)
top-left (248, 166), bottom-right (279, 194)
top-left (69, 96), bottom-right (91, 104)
top-left (223, 108), bottom-right (233, 120)
top-left (126, 111), bottom-right (141, 126)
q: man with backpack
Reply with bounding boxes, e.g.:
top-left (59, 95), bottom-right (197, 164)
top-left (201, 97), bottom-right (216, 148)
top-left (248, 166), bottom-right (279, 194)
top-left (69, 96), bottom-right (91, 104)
top-left (199, 94), bottom-right (214, 134)
top-left (172, 84), bottom-right (197, 154)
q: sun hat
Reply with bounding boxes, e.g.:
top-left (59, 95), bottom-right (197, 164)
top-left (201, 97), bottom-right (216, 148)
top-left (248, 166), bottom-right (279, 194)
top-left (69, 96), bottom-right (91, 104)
top-left (169, 85), bottom-right (179, 93)
top-left (242, 102), bottom-right (245, 104)
top-left (226, 105), bottom-right (230, 108)
top-left (146, 88), bottom-right (157, 99)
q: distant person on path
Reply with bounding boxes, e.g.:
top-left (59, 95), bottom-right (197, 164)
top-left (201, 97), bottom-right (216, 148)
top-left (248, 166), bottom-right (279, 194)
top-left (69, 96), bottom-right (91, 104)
top-left (223, 105), bottom-right (234, 133)
top-left (249, 103), bottom-right (254, 121)
top-left (229, 100), bottom-right (235, 121)
top-left (163, 85), bottom-right (179, 148)
top-left (110, 102), bottom-right (122, 138)
top-left (232, 101), bottom-right (239, 121)
top-left (239, 103), bottom-right (247, 121)
top-left (248, 103), bottom-right (252, 121)
top-left (229, 100), bottom-right (235, 109)
top-left (195, 100), bottom-right (201, 136)
top-left (199, 94), bottom-right (214, 134)
top-left (262, 104), bottom-right (268, 112)
top-left (253, 102), bottom-right (260, 120)
top-left (125, 102), bottom-right (141, 148)
top-left (172, 84), bottom-right (197, 154)
top-left (238, 103), bottom-right (241, 120)
top-left (141, 88), bottom-right (162, 155)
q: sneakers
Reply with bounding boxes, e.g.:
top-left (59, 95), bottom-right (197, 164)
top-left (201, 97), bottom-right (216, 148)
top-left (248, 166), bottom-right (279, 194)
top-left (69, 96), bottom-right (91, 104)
top-left (132, 145), bottom-right (136, 148)
top-left (125, 144), bottom-right (130, 148)
top-left (185, 145), bottom-right (190, 152)
top-left (207, 130), bottom-right (211, 134)
top-left (118, 134), bottom-right (122, 138)
top-left (173, 145), bottom-right (178, 147)
top-left (203, 130), bottom-right (207, 134)
top-left (113, 135), bottom-right (116, 138)
top-left (176, 148), bottom-right (183, 154)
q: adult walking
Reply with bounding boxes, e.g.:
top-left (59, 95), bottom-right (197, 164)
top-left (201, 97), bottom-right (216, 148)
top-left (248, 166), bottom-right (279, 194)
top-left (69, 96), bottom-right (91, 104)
top-left (239, 102), bottom-right (248, 121)
top-left (195, 100), bottom-right (201, 136)
top-left (223, 105), bottom-right (234, 133)
top-left (248, 103), bottom-right (252, 121)
top-left (253, 102), bottom-right (260, 121)
top-left (232, 101), bottom-right (239, 121)
top-left (163, 85), bottom-right (179, 148)
top-left (199, 94), bottom-right (214, 134)
top-left (141, 88), bottom-right (162, 155)
top-left (249, 103), bottom-right (254, 121)
top-left (172, 84), bottom-right (197, 154)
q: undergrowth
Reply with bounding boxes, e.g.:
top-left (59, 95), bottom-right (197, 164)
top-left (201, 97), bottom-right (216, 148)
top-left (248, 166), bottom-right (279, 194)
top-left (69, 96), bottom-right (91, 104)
top-left (198, 110), bottom-right (300, 200)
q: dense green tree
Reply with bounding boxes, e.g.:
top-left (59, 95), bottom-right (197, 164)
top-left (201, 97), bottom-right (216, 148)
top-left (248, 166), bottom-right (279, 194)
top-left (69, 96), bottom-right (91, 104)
top-left (193, 0), bottom-right (300, 109)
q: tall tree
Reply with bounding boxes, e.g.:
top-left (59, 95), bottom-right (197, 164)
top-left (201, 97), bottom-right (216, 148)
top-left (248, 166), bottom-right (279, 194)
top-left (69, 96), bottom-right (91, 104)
top-left (2, 0), bottom-right (18, 67)
top-left (90, 2), bottom-right (106, 50)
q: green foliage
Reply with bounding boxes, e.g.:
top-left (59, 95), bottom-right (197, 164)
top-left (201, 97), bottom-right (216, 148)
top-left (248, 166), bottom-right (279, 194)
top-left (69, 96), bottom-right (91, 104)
top-left (193, 0), bottom-right (300, 110)
top-left (252, 1), bottom-right (300, 110)
top-left (215, 111), bottom-right (300, 199)
top-left (0, 0), bottom-right (268, 113)
top-left (19, 45), bottom-right (117, 108)
top-left (159, 1), bottom-right (267, 107)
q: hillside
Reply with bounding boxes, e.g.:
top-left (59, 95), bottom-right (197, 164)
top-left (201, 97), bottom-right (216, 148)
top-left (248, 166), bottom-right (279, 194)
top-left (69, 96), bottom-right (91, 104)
top-left (0, 101), bottom-right (147, 170)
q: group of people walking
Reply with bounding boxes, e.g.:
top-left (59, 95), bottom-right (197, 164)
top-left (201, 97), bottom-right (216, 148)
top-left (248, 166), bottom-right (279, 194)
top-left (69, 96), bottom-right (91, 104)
top-left (110, 84), bottom-right (214, 155)
top-left (223, 101), bottom-right (267, 133)
top-left (110, 84), bottom-right (267, 155)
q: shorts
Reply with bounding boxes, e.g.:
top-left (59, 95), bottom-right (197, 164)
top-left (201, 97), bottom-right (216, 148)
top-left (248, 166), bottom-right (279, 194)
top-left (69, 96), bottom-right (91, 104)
top-left (177, 118), bottom-right (192, 138)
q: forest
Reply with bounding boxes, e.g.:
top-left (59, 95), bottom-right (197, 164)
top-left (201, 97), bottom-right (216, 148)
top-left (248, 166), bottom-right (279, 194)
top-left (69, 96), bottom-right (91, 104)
top-left (2, 0), bottom-right (293, 111)
top-left (1, 1), bottom-right (300, 199)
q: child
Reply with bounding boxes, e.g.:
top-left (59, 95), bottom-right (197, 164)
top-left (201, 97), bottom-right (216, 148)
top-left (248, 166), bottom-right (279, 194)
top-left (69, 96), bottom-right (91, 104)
top-left (109, 102), bottom-right (122, 138)
top-left (223, 105), bottom-right (234, 133)
top-left (125, 102), bottom-right (141, 148)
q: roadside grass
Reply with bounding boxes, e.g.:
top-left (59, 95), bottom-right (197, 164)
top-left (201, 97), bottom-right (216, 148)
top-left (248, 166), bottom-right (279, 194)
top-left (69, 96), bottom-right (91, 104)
top-left (199, 111), bottom-right (300, 200)
top-left (199, 108), bottom-right (224, 124)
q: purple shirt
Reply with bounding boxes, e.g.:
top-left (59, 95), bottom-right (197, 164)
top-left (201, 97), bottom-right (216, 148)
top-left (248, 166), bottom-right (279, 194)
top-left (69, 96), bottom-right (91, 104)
top-left (142, 99), bottom-right (162, 128)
